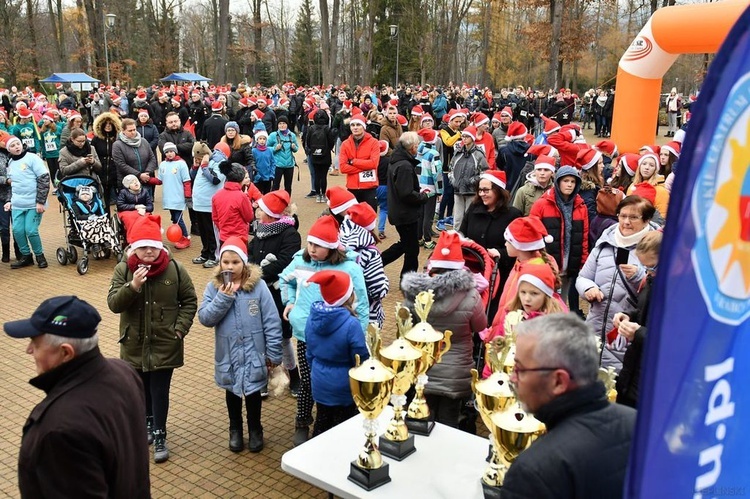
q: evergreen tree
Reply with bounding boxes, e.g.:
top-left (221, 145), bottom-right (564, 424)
top-left (289, 0), bottom-right (318, 85)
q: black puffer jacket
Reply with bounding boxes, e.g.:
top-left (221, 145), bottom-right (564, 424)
top-left (500, 382), bottom-right (636, 499)
top-left (401, 269), bottom-right (487, 398)
top-left (386, 144), bottom-right (429, 226)
top-left (615, 274), bottom-right (653, 408)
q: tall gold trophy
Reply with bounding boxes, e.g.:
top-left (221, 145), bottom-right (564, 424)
top-left (348, 325), bottom-right (395, 491)
top-left (472, 337), bottom-right (545, 498)
top-left (378, 305), bottom-right (423, 460)
top-left (403, 290), bottom-right (452, 436)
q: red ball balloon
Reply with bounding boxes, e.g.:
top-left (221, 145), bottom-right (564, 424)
top-left (166, 224), bottom-right (183, 243)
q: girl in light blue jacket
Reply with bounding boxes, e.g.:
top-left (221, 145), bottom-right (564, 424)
top-left (278, 215), bottom-right (368, 445)
top-left (198, 236), bottom-right (282, 453)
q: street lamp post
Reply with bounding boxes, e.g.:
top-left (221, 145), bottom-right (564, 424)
top-left (103, 13), bottom-right (116, 85)
top-left (389, 24), bottom-right (399, 89)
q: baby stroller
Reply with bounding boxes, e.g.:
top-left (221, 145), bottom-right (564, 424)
top-left (56, 175), bottom-right (124, 274)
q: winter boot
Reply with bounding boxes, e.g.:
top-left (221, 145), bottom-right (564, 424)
top-left (293, 425), bottom-right (309, 447)
top-left (153, 430), bottom-right (169, 463)
top-left (229, 421), bottom-right (244, 452)
top-left (10, 253), bottom-right (34, 269)
top-left (13, 241), bottom-right (22, 261)
top-left (288, 367), bottom-right (301, 398)
top-left (1, 239), bottom-right (9, 263)
top-left (146, 416), bottom-right (155, 445)
top-left (36, 254), bottom-right (48, 269)
top-left (248, 427), bottom-right (264, 453)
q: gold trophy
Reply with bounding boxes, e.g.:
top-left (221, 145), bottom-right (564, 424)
top-left (488, 405), bottom-right (545, 492)
top-left (347, 324), bottom-right (396, 491)
top-left (500, 310), bottom-right (524, 374)
top-left (599, 366), bottom-right (618, 402)
top-left (403, 290), bottom-right (452, 436)
top-left (378, 305), bottom-right (424, 460)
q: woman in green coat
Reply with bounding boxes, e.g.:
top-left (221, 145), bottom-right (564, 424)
top-left (107, 214), bottom-right (197, 464)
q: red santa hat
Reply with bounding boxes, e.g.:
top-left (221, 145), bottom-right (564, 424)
top-left (639, 144), bottom-right (661, 156)
top-left (661, 141), bottom-right (681, 158)
top-left (411, 105), bottom-right (424, 117)
top-left (378, 140), bottom-right (389, 156)
top-left (111, 93), bottom-right (122, 104)
top-left (252, 109), bottom-right (265, 121)
top-left (492, 112), bottom-right (503, 123)
top-left (638, 153), bottom-right (659, 171)
top-left (420, 114), bottom-right (434, 125)
top-left (220, 236), bottom-right (248, 264)
top-left (461, 126), bottom-right (478, 141)
top-left (256, 97), bottom-right (267, 105)
top-left (16, 107), bottom-right (33, 119)
top-left (138, 108), bottom-right (150, 118)
top-left (631, 182), bottom-right (657, 206)
top-left (542, 116), bottom-right (560, 133)
top-left (504, 216), bottom-right (553, 252)
top-left (307, 215), bottom-right (341, 249)
top-left (388, 98), bottom-right (399, 109)
top-left (238, 97), bottom-right (249, 108)
top-left (68, 110), bottom-right (82, 121)
top-left (347, 202), bottom-right (377, 232)
top-left (594, 140), bottom-right (618, 158)
top-left (326, 186), bottom-right (357, 215)
top-left (518, 264), bottom-right (556, 297)
top-left (258, 190), bottom-right (291, 219)
top-left (472, 113), bottom-right (489, 127)
top-left (171, 95), bottom-right (181, 106)
top-left (128, 214), bottom-right (164, 251)
top-left (43, 111), bottom-right (57, 122)
top-left (349, 113), bottom-right (366, 127)
top-left (527, 144), bottom-right (558, 158)
top-left (214, 141), bottom-right (231, 158)
top-left (307, 270), bottom-right (353, 307)
top-left (418, 128), bottom-right (438, 144)
top-left (619, 153), bottom-right (639, 177)
top-left (342, 99), bottom-right (352, 110)
top-left (575, 147), bottom-right (602, 171)
top-left (500, 106), bottom-right (513, 118)
top-left (429, 231), bottom-right (465, 270)
top-left (211, 100), bottom-right (224, 112)
top-left (505, 121), bottom-right (528, 141)
top-left (448, 108), bottom-right (466, 121)
top-left (397, 114), bottom-right (408, 127)
top-left (480, 170), bottom-right (507, 190)
top-left (534, 155), bottom-right (557, 172)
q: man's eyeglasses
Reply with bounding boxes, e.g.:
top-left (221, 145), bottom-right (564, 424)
top-left (512, 365), bottom-right (573, 379)
top-left (617, 214), bottom-right (642, 221)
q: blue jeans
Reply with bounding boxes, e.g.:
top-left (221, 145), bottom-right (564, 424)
top-left (12, 209), bottom-right (43, 256)
top-left (376, 186), bottom-right (388, 233)
top-left (169, 209), bottom-right (188, 237)
top-left (307, 155), bottom-right (316, 191)
top-left (438, 175), bottom-right (454, 220)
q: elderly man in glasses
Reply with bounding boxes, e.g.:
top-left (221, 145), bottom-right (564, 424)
top-left (501, 313), bottom-right (636, 499)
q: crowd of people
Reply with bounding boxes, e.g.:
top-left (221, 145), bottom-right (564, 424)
top-left (1, 79), bottom-right (689, 498)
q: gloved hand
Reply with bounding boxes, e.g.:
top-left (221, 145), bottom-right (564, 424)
top-left (185, 197), bottom-right (193, 210)
top-left (260, 253), bottom-right (277, 267)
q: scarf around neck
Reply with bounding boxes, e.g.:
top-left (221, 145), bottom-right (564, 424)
top-left (613, 224), bottom-right (651, 249)
top-left (127, 249), bottom-right (170, 277)
top-left (66, 140), bottom-right (92, 157)
top-left (119, 131), bottom-right (142, 147)
top-left (255, 216), bottom-right (296, 239)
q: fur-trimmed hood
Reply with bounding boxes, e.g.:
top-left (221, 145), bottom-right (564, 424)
top-left (400, 269), bottom-right (475, 302)
top-left (221, 134), bottom-right (253, 147)
top-left (93, 112), bottom-right (122, 139)
top-left (211, 263), bottom-right (262, 291)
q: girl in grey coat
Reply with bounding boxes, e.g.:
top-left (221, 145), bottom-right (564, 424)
top-left (198, 240), bottom-right (283, 453)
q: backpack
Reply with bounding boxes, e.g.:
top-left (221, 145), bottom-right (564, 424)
top-left (308, 125), bottom-right (329, 157)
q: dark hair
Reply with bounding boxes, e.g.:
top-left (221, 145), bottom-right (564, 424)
top-left (70, 128), bottom-right (86, 140)
top-left (302, 246), bottom-right (347, 264)
top-left (165, 111), bottom-right (179, 120)
top-left (471, 181), bottom-right (510, 214)
top-left (616, 196), bottom-right (655, 221)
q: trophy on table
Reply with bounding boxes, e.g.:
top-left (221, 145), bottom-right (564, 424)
top-left (403, 290), bottom-right (452, 436)
top-left (347, 324), bottom-right (395, 491)
top-left (472, 337), bottom-right (545, 498)
top-left (378, 305), bottom-right (424, 460)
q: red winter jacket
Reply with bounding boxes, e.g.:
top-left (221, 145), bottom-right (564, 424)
top-left (547, 129), bottom-right (580, 168)
top-left (529, 188), bottom-right (589, 274)
top-left (339, 132), bottom-right (380, 189)
top-left (211, 181), bottom-right (254, 241)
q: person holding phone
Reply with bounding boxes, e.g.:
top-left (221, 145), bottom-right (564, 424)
top-left (58, 129), bottom-right (102, 182)
top-left (576, 195), bottom-right (656, 372)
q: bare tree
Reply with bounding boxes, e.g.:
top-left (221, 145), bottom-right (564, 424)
top-left (215, 0), bottom-right (230, 82)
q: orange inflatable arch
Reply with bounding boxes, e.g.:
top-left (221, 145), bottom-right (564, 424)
top-left (611, 0), bottom-right (750, 153)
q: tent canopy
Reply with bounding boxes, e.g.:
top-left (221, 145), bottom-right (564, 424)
top-left (160, 72), bottom-right (212, 82)
top-left (39, 73), bottom-right (100, 84)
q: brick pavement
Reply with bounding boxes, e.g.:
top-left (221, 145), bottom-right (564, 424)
top-left (0, 127), bottom-right (666, 497)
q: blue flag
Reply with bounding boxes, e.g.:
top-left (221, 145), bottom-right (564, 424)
top-left (627, 6), bottom-right (750, 497)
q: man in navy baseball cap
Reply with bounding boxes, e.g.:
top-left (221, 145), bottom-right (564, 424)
top-left (4, 295), bottom-right (150, 497)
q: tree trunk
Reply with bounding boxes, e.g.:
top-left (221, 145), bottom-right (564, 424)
top-left (253, 0), bottom-right (262, 82)
top-left (26, 0), bottom-right (41, 83)
top-left (362, 0), bottom-right (376, 84)
top-left (327, 0), bottom-right (340, 83)
top-left (215, 0), bottom-right (229, 82)
top-left (548, 0), bottom-right (564, 89)
top-left (319, 0), bottom-right (330, 82)
top-left (82, 0), bottom-right (106, 81)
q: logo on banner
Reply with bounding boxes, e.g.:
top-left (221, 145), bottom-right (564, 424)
top-left (623, 36), bottom-right (653, 62)
top-left (692, 73), bottom-right (750, 324)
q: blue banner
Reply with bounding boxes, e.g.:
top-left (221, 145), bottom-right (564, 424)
top-left (627, 6), bottom-right (750, 498)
